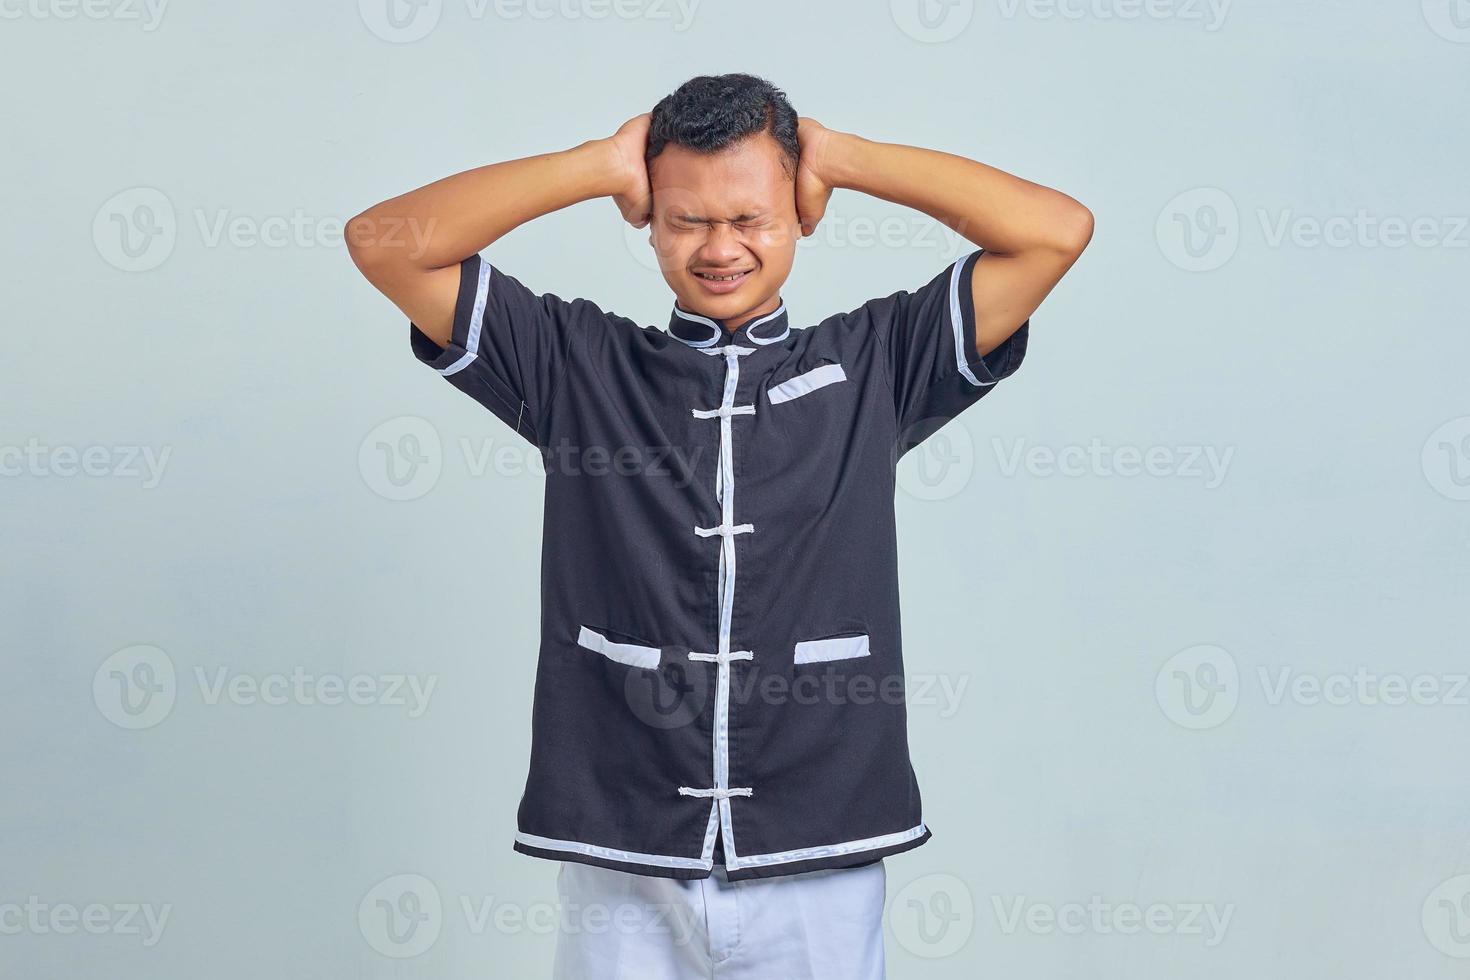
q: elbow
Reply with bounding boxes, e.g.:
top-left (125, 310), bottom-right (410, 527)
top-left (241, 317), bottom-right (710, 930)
top-left (345, 206), bottom-right (394, 281)
top-left (1046, 196), bottom-right (1093, 260)
top-left (1048, 199), bottom-right (1094, 258)
top-left (345, 208), bottom-right (379, 272)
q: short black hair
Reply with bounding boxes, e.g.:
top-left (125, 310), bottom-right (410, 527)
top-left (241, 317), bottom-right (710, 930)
top-left (646, 73), bottom-right (799, 179)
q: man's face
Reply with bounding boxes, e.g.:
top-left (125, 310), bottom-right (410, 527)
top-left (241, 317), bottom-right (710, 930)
top-left (647, 131), bottom-right (799, 324)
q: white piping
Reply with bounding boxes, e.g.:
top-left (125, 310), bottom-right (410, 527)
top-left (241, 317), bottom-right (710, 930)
top-left (515, 832), bottom-right (713, 871)
top-left (793, 633), bottom-right (870, 664)
top-left (768, 362), bottom-right (847, 404)
top-left (950, 251), bottom-right (998, 389)
top-left (744, 303), bottom-right (790, 345)
top-left (671, 304), bottom-right (723, 347)
top-left (731, 823), bottom-right (929, 871)
top-left (576, 625), bottom-right (661, 670)
top-left (671, 303), bottom-right (789, 347)
top-left (514, 822), bottom-right (927, 876)
top-left (698, 799), bottom-right (722, 867)
top-left (686, 343), bottom-right (759, 866)
top-left (440, 256), bottom-right (492, 377)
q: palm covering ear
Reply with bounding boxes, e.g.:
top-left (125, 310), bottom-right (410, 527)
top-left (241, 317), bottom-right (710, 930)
top-left (795, 116), bottom-right (834, 238)
top-left (610, 113), bottom-right (653, 229)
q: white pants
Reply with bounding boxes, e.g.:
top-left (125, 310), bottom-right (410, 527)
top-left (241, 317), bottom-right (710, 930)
top-left (550, 860), bottom-right (887, 979)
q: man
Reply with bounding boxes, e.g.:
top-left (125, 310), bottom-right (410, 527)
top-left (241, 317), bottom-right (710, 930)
top-left (348, 73), bottom-right (1090, 979)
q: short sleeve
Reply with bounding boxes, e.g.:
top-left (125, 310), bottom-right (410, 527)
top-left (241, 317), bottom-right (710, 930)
top-left (859, 248), bottom-right (1029, 455)
top-left (409, 253), bottom-right (601, 449)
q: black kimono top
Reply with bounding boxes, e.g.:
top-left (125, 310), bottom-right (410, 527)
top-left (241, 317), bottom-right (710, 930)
top-left (409, 248), bottom-right (1028, 881)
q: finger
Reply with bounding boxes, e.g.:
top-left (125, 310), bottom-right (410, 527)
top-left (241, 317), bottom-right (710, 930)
top-left (797, 198), bottom-right (825, 237)
top-left (805, 206), bottom-right (827, 237)
top-left (633, 190), bottom-right (653, 227)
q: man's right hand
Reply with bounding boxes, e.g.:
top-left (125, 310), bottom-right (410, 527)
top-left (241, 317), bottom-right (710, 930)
top-left (349, 116), bottom-right (657, 349)
top-left (606, 113), bottom-right (653, 229)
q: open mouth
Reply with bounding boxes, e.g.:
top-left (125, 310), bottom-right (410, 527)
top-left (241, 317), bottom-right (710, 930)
top-left (694, 269), bottom-right (752, 284)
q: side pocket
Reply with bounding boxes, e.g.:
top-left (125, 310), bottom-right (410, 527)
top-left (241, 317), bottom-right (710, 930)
top-left (577, 625), bottom-right (662, 670)
top-left (769, 362), bottom-right (847, 405)
top-left (793, 632), bottom-right (871, 665)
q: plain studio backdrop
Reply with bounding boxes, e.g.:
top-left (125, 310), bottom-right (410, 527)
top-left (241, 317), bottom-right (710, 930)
top-left (2, 1), bottom-right (1467, 977)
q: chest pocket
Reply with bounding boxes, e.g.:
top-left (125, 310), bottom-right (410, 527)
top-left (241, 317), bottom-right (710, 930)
top-left (794, 631), bottom-right (870, 664)
top-left (577, 624), bottom-right (661, 670)
top-left (768, 361), bottom-right (847, 405)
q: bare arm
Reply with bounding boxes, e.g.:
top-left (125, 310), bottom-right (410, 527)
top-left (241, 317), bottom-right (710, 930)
top-left (346, 115), bottom-right (653, 347)
top-left (795, 120), bottom-right (1093, 356)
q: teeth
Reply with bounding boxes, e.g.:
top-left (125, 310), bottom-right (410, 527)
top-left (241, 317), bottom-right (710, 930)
top-left (698, 272), bottom-right (746, 281)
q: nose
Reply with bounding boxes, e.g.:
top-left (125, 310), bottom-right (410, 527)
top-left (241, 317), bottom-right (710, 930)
top-left (698, 222), bottom-right (745, 266)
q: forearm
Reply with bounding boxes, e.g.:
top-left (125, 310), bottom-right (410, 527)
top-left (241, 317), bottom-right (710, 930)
top-left (819, 131), bottom-right (1090, 257)
top-left (347, 138), bottom-right (619, 273)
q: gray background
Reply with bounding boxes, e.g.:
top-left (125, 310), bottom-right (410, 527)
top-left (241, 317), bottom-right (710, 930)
top-left (3, 0), bottom-right (1468, 976)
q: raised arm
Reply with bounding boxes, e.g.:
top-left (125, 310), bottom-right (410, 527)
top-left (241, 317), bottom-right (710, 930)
top-left (794, 119), bottom-right (1093, 357)
top-left (346, 115), bottom-right (653, 347)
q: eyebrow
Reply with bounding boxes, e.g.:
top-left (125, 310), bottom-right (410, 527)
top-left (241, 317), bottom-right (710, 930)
top-left (673, 211), bottom-right (769, 223)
